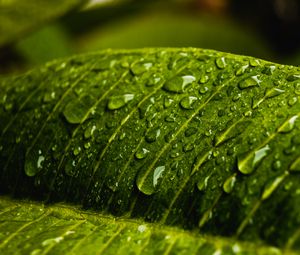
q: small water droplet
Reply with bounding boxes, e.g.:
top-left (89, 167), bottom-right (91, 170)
top-left (263, 65), bottom-right (276, 75)
top-left (145, 128), bottom-right (161, 143)
top-left (25, 150), bottom-right (44, 177)
top-left (146, 73), bottom-right (162, 87)
top-left (238, 145), bottom-right (271, 174)
top-left (288, 96), bottom-right (298, 106)
top-left (135, 148), bottom-right (150, 159)
top-left (238, 75), bottom-right (261, 90)
top-left (286, 73), bottom-right (300, 82)
top-left (107, 94), bottom-right (134, 110)
top-left (265, 88), bottom-right (285, 99)
top-left (73, 146), bottom-right (81, 156)
top-left (235, 65), bottom-right (249, 76)
top-left (199, 74), bottom-right (209, 84)
top-left (180, 96), bottom-right (198, 109)
top-left (215, 57), bottom-right (227, 69)
top-left (272, 160), bottom-right (282, 171)
top-left (163, 75), bottom-right (195, 93)
top-left (183, 142), bottom-right (194, 152)
top-left (223, 174), bottom-right (237, 194)
top-left (294, 82), bottom-right (300, 95)
top-left (261, 171), bottom-right (288, 200)
top-left (197, 175), bottom-right (210, 191)
top-left (199, 85), bottom-right (209, 94)
top-left (65, 160), bottom-right (77, 177)
top-left (131, 62), bottom-right (153, 75)
top-left (277, 115), bottom-right (298, 133)
top-left (164, 97), bottom-right (174, 108)
top-left (84, 125), bottom-right (97, 139)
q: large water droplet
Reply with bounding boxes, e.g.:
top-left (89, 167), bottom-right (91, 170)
top-left (215, 57), bottom-right (227, 69)
top-left (135, 148), bottom-right (150, 159)
top-left (261, 171), bottom-right (288, 200)
top-left (290, 156), bottom-right (300, 172)
top-left (238, 145), bottom-right (271, 174)
top-left (277, 115), bottom-right (298, 133)
top-left (180, 96), bottom-right (198, 109)
top-left (63, 95), bottom-right (94, 124)
top-left (107, 94), bottom-right (134, 110)
top-left (238, 75), bottom-right (261, 90)
top-left (223, 174), bottom-right (237, 194)
top-left (265, 88), bottom-right (285, 99)
top-left (163, 75), bottom-right (195, 93)
top-left (25, 150), bottom-right (44, 177)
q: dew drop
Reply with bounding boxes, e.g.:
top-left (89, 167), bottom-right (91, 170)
top-left (286, 73), bottom-right (300, 82)
top-left (238, 75), bottom-right (261, 90)
top-left (63, 96), bottom-right (94, 124)
top-left (238, 145), bottom-right (271, 175)
top-left (180, 96), bottom-right (198, 110)
top-left (235, 65), bottom-right (249, 76)
top-left (145, 128), bottom-right (161, 143)
top-left (265, 88), bottom-right (285, 99)
top-left (294, 82), bottom-right (300, 95)
top-left (199, 86), bottom-right (209, 94)
top-left (153, 166), bottom-right (165, 187)
top-left (277, 115), bottom-right (298, 133)
top-left (249, 59), bottom-right (261, 67)
top-left (146, 73), bottom-right (162, 87)
top-left (223, 174), bottom-right (237, 194)
top-left (84, 125), bottom-right (96, 139)
top-left (288, 96), bottom-right (298, 106)
top-left (131, 62), bottom-right (152, 75)
top-left (215, 57), bottom-right (227, 69)
top-left (164, 97), bottom-right (174, 108)
top-left (107, 94), bottom-right (134, 110)
top-left (135, 148), bottom-right (150, 159)
top-left (25, 150), bottom-right (44, 177)
top-left (163, 75), bottom-right (195, 93)
top-left (197, 175), bottom-right (210, 191)
top-left (199, 74), bottom-right (209, 84)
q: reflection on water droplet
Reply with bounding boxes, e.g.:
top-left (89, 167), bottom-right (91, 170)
top-left (147, 73), bottom-right (162, 87)
top-left (131, 62), bottom-right (153, 75)
top-left (163, 75), bottom-right (195, 93)
top-left (84, 125), bottom-right (96, 139)
top-left (223, 174), bottom-right (236, 194)
top-left (288, 96), bottom-right (298, 106)
top-left (265, 88), bottom-right (285, 99)
top-left (249, 59), bottom-right (261, 67)
top-left (277, 115), bottom-right (298, 133)
top-left (238, 75), bottom-right (261, 90)
top-left (215, 57), bottom-right (227, 69)
top-left (153, 166), bottom-right (165, 187)
top-left (135, 148), bottom-right (150, 159)
top-left (261, 171), bottom-right (288, 200)
top-left (180, 96), bottom-right (198, 109)
top-left (238, 145), bottom-right (271, 174)
top-left (107, 94), bottom-right (134, 110)
top-left (197, 175), bottom-right (210, 191)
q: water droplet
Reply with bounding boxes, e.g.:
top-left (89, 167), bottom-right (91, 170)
top-left (263, 65), bottom-right (276, 75)
top-left (238, 145), bottom-right (271, 174)
top-left (84, 125), bottom-right (97, 139)
top-left (197, 175), bottom-right (210, 191)
top-left (235, 65), bottom-right (249, 76)
top-left (183, 142), bottom-right (194, 152)
top-left (107, 94), bottom-right (134, 110)
top-left (163, 75), bottom-right (195, 93)
top-left (249, 59), bottom-right (261, 67)
top-left (137, 225), bottom-right (147, 233)
top-left (65, 160), bottom-right (77, 177)
top-left (286, 73), bottom-right (300, 82)
top-left (265, 88), bottom-right (285, 99)
top-left (214, 120), bottom-right (251, 146)
top-left (294, 82), bottom-right (300, 95)
top-left (223, 174), bottom-right (237, 194)
top-left (199, 86), bottom-right (209, 94)
top-left (164, 97), bottom-right (174, 108)
top-left (215, 57), bottom-right (227, 69)
top-left (145, 128), bottom-right (161, 143)
top-left (63, 95), bottom-right (94, 124)
top-left (261, 171), bottom-right (288, 200)
top-left (238, 75), bottom-right (261, 90)
top-left (135, 148), bottom-right (150, 159)
top-left (139, 103), bottom-right (152, 119)
top-left (131, 62), bottom-right (153, 75)
top-left (180, 96), bottom-right (198, 109)
top-left (277, 115), bottom-right (298, 133)
top-left (290, 157), bottom-right (300, 172)
top-left (288, 96), bottom-right (298, 106)
top-left (73, 146), bottom-right (81, 156)
top-left (199, 74), bottom-right (209, 84)
top-left (147, 73), bottom-right (162, 87)
top-left (272, 160), bottom-right (282, 171)
top-left (25, 150), bottom-right (44, 177)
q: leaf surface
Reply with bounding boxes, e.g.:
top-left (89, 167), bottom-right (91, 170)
top-left (0, 48), bottom-right (300, 254)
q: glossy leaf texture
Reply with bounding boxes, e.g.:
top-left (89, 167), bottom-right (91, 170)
top-left (1, 48), bottom-right (300, 254)
top-left (0, 0), bottom-right (85, 48)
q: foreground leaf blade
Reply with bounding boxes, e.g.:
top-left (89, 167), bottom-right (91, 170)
top-left (0, 48), bottom-right (300, 253)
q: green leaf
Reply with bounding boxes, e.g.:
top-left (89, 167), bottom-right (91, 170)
top-left (1, 48), bottom-right (300, 254)
top-left (0, 0), bottom-right (85, 48)
top-left (0, 196), bottom-right (290, 255)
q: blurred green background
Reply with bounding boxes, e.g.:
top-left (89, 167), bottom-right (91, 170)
top-left (1, 0), bottom-right (299, 74)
